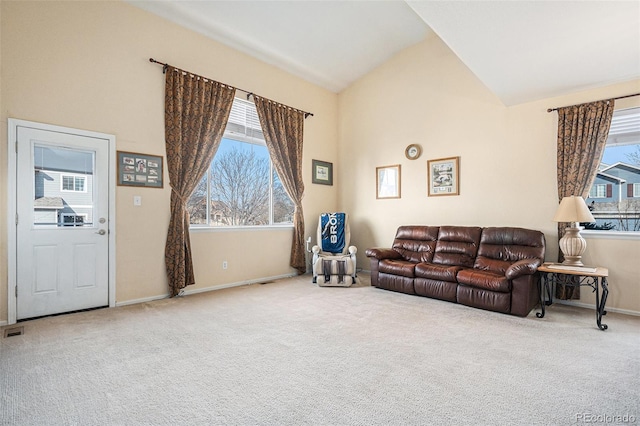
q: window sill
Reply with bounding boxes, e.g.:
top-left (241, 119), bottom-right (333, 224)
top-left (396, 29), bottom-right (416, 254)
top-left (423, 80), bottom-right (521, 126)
top-left (582, 230), bottom-right (640, 240)
top-left (189, 224), bottom-right (294, 233)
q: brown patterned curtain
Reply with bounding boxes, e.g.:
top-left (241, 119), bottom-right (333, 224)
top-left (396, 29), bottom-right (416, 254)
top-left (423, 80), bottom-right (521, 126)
top-left (556, 99), bottom-right (614, 299)
top-left (253, 96), bottom-right (306, 273)
top-left (164, 66), bottom-right (236, 296)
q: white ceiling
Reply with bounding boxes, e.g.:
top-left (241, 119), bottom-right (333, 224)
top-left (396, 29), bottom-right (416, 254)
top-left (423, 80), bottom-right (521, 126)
top-left (129, 1), bottom-right (640, 106)
top-left (408, 1), bottom-right (640, 105)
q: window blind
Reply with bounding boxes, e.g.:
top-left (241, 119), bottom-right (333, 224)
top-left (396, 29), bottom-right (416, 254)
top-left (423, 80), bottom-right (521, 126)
top-left (225, 98), bottom-right (265, 144)
top-left (607, 107), bottom-right (640, 147)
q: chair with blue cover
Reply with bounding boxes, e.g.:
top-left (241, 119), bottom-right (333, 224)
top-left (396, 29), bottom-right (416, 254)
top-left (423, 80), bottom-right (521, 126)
top-left (311, 212), bottom-right (357, 286)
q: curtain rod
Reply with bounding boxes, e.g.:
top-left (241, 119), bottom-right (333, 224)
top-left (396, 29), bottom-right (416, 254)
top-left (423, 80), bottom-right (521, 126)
top-left (149, 58), bottom-right (314, 119)
top-left (547, 92), bottom-right (640, 113)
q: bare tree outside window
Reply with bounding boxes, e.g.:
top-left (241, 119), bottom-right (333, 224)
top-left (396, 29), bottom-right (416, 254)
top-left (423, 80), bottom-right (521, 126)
top-left (211, 145), bottom-right (270, 226)
top-left (187, 139), bottom-right (295, 227)
top-left (625, 146), bottom-right (640, 166)
top-left (615, 199), bottom-right (640, 231)
top-left (273, 170), bottom-right (294, 224)
top-left (187, 176), bottom-right (207, 225)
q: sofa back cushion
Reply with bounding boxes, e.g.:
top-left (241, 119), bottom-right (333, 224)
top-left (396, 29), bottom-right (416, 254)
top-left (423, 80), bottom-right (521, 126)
top-left (432, 226), bottom-right (482, 268)
top-left (392, 226), bottom-right (440, 263)
top-left (475, 227), bottom-right (546, 274)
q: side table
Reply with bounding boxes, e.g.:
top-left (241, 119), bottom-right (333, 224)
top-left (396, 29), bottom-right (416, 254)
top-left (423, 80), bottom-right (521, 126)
top-left (536, 263), bottom-right (609, 331)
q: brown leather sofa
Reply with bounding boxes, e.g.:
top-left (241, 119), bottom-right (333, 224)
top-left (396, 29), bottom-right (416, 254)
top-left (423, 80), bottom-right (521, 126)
top-left (365, 226), bottom-right (546, 317)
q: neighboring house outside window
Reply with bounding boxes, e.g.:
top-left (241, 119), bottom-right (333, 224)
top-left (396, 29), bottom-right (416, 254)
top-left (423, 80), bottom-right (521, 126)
top-left (34, 196), bottom-right (64, 227)
top-left (61, 174), bottom-right (86, 192)
top-left (34, 169), bottom-right (94, 227)
top-left (587, 164), bottom-right (639, 231)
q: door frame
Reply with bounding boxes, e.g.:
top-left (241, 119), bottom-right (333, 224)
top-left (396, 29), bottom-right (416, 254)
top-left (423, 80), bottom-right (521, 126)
top-left (7, 118), bottom-right (116, 325)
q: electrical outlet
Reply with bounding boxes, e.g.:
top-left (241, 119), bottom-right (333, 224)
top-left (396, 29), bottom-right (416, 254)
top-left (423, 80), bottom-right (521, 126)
top-left (222, 261), bottom-right (228, 270)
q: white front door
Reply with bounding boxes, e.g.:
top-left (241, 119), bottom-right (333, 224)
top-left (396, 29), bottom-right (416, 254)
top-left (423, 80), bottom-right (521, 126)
top-left (15, 125), bottom-right (111, 320)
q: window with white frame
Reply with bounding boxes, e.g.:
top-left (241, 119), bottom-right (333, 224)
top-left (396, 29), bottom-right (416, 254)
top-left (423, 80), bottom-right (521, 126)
top-left (590, 184), bottom-right (607, 198)
top-left (61, 175), bottom-right (86, 192)
top-left (187, 98), bottom-right (294, 227)
top-left (586, 107), bottom-right (640, 232)
top-left (60, 213), bottom-right (87, 227)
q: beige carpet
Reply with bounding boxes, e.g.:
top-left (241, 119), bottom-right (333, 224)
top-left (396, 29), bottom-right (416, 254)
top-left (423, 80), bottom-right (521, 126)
top-left (1, 273), bottom-right (639, 426)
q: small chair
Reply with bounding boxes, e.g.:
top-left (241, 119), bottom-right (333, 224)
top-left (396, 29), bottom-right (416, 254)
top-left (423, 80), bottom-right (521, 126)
top-left (312, 213), bottom-right (357, 286)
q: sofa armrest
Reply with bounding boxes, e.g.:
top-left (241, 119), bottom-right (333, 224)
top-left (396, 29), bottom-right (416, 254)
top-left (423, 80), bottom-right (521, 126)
top-left (365, 248), bottom-right (401, 260)
top-left (505, 258), bottom-right (542, 280)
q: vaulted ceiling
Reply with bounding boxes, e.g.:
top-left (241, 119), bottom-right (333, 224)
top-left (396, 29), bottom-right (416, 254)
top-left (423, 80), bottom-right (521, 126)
top-left (129, 1), bottom-right (640, 106)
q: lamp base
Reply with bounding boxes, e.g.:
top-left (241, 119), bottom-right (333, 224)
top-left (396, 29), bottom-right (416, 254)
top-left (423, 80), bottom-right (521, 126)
top-left (561, 257), bottom-right (585, 267)
top-left (559, 226), bottom-right (587, 267)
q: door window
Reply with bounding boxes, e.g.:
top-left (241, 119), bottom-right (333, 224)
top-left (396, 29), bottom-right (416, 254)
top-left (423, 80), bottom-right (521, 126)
top-left (33, 145), bottom-right (94, 228)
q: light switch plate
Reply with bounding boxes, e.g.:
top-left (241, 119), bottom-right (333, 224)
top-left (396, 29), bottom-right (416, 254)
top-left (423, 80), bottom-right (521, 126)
top-left (133, 196), bottom-right (142, 206)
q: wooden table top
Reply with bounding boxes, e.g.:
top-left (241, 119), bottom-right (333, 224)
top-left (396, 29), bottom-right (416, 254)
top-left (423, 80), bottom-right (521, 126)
top-left (538, 262), bottom-right (608, 278)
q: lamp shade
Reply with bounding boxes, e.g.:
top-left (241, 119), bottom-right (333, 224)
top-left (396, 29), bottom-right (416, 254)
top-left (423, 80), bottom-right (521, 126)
top-left (552, 196), bottom-right (595, 223)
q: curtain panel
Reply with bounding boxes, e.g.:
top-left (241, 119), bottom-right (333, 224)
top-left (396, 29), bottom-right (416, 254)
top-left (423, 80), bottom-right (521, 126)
top-left (253, 96), bottom-right (307, 273)
top-left (555, 99), bottom-right (614, 299)
top-left (164, 66), bottom-right (236, 296)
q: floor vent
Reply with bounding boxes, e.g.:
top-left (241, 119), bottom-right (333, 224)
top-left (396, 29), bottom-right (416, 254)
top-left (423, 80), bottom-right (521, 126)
top-left (3, 326), bottom-right (24, 338)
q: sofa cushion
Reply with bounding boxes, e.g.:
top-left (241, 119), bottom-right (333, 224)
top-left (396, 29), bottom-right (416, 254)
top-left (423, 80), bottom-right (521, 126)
top-left (377, 273), bottom-right (415, 294)
top-left (414, 278), bottom-right (457, 302)
top-left (379, 259), bottom-right (416, 278)
top-left (415, 263), bottom-right (462, 282)
top-left (432, 226), bottom-right (482, 268)
top-left (457, 285), bottom-right (511, 314)
top-left (456, 269), bottom-right (511, 292)
top-left (392, 226), bottom-right (439, 263)
top-left (475, 227), bottom-right (545, 275)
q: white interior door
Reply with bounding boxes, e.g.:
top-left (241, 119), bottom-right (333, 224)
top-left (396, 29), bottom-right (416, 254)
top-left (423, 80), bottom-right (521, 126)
top-left (15, 126), bottom-right (110, 320)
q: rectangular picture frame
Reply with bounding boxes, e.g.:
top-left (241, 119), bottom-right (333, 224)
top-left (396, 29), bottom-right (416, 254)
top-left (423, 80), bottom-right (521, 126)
top-left (376, 164), bottom-right (401, 199)
top-left (312, 159), bottom-right (333, 186)
top-left (117, 151), bottom-right (164, 188)
top-left (428, 156), bottom-right (459, 196)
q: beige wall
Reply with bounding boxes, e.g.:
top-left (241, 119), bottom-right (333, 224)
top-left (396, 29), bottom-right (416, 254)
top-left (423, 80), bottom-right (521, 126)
top-left (0, 1), bottom-right (339, 321)
top-left (338, 35), bottom-right (640, 314)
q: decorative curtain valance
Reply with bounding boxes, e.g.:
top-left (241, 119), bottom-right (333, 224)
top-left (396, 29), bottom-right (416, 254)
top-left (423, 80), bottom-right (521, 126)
top-left (164, 66), bottom-right (236, 296)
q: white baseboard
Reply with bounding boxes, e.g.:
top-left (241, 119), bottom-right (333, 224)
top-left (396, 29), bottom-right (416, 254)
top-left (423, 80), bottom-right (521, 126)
top-left (182, 273), bottom-right (297, 296)
top-left (115, 273), bottom-right (298, 307)
top-left (555, 300), bottom-right (640, 317)
top-left (0, 320), bottom-right (8, 327)
top-left (115, 294), bottom-right (170, 307)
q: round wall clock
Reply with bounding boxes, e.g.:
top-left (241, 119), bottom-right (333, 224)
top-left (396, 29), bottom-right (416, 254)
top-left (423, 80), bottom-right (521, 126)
top-left (405, 144), bottom-right (422, 160)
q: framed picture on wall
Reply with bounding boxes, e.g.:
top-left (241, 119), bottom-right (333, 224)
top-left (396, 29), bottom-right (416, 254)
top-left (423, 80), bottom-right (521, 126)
top-left (117, 151), bottom-right (164, 188)
top-left (376, 164), bottom-right (401, 199)
top-left (427, 156), bottom-right (459, 196)
top-left (312, 159), bottom-right (333, 185)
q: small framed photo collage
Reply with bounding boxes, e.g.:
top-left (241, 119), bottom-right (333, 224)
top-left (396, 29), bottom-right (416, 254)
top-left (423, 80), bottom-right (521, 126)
top-left (117, 151), bottom-right (163, 188)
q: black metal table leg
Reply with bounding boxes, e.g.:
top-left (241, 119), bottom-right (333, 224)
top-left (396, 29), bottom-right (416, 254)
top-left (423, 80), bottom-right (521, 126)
top-left (596, 277), bottom-right (609, 331)
top-left (536, 272), bottom-right (552, 318)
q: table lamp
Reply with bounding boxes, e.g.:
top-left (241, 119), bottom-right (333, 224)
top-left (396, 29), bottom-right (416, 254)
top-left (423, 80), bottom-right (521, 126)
top-left (552, 195), bottom-right (595, 266)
